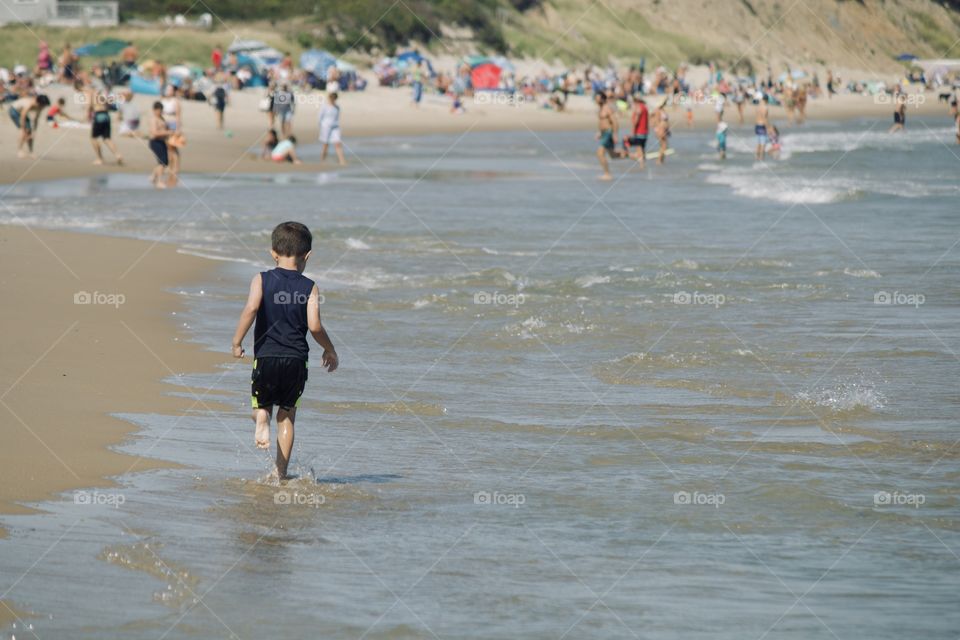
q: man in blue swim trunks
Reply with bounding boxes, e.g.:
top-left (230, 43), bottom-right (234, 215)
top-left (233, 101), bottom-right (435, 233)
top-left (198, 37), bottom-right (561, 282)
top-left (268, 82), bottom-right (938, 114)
top-left (755, 94), bottom-right (770, 161)
top-left (595, 92), bottom-right (625, 181)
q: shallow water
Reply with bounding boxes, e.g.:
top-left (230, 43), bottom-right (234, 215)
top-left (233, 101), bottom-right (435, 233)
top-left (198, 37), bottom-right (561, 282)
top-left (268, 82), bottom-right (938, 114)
top-left (2, 117), bottom-right (959, 639)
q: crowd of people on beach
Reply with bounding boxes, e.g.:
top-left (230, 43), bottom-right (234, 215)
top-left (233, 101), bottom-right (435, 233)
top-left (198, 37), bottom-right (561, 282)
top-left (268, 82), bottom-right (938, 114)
top-left (4, 40), bottom-right (960, 185)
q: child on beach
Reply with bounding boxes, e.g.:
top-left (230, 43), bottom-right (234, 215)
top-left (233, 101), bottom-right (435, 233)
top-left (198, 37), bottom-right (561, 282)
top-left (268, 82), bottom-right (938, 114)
top-left (231, 222), bottom-right (338, 479)
top-left (716, 120), bottom-right (728, 160)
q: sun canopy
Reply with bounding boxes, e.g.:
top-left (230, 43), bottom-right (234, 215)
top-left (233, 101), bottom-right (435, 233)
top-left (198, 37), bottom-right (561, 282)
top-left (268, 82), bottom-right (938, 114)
top-left (913, 59), bottom-right (960, 75)
top-left (75, 38), bottom-right (130, 58)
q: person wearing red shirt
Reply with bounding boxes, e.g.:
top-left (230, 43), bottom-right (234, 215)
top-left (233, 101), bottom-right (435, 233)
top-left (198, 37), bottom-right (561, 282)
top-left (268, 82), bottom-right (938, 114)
top-left (624, 95), bottom-right (649, 169)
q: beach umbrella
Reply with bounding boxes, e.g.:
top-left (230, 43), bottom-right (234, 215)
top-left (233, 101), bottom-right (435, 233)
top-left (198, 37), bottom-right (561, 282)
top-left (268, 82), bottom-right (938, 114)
top-left (471, 62), bottom-right (502, 90)
top-left (76, 38), bottom-right (129, 58)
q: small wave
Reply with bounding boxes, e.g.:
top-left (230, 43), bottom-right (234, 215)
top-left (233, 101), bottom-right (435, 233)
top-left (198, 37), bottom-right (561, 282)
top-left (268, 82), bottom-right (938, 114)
top-left (345, 237), bottom-right (371, 250)
top-left (671, 259), bottom-right (699, 270)
top-left (706, 172), bottom-right (859, 204)
top-left (795, 381), bottom-right (886, 413)
top-left (575, 274), bottom-right (610, 288)
top-left (843, 268), bottom-right (881, 278)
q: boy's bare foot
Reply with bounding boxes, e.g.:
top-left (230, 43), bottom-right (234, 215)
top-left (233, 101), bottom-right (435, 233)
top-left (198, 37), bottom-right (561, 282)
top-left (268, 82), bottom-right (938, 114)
top-left (116, 155), bottom-right (124, 166)
top-left (599, 173), bottom-right (613, 181)
top-left (92, 159), bottom-right (103, 165)
top-left (255, 422), bottom-right (270, 449)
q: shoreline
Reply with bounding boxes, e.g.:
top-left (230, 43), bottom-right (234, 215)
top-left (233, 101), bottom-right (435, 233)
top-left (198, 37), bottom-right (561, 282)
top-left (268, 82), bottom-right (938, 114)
top-left (1, 86), bottom-right (952, 186)
top-left (0, 225), bottom-right (230, 536)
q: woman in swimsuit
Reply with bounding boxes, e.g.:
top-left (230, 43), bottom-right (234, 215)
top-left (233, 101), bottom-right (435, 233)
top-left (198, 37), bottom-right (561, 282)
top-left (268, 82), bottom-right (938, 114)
top-left (654, 100), bottom-right (671, 165)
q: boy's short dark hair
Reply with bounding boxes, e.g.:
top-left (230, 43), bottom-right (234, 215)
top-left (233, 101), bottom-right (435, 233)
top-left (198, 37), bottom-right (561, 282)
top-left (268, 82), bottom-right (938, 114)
top-left (272, 221), bottom-right (312, 258)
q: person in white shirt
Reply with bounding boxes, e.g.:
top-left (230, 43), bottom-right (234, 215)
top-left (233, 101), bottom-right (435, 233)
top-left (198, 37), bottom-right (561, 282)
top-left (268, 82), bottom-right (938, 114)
top-left (317, 91), bottom-right (346, 166)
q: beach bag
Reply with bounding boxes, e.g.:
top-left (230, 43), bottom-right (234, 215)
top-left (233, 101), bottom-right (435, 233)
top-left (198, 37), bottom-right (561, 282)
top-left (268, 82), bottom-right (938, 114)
top-left (258, 95), bottom-right (272, 112)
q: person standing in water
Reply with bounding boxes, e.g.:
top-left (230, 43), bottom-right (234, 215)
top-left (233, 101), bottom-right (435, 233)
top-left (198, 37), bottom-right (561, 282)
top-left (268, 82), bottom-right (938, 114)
top-left (652, 99), bottom-right (671, 165)
top-left (624, 94), bottom-right (649, 169)
top-left (318, 91), bottom-right (347, 166)
top-left (889, 92), bottom-right (907, 133)
top-left (595, 92), bottom-right (623, 181)
top-left (755, 94), bottom-right (770, 161)
top-left (231, 222), bottom-right (338, 479)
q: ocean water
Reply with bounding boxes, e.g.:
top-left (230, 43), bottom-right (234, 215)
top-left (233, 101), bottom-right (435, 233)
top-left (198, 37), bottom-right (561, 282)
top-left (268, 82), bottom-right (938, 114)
top-left (2, 117), bottom-right (959, 639)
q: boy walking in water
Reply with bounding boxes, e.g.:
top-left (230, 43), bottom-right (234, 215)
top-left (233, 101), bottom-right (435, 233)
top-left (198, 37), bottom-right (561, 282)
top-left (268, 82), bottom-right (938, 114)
top-left (231, 222), bottom-right (338, 479)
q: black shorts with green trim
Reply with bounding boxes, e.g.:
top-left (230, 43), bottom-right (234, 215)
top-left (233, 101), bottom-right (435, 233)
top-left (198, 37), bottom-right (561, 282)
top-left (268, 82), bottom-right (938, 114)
top-left (251, 357), bottom-right (308, 411)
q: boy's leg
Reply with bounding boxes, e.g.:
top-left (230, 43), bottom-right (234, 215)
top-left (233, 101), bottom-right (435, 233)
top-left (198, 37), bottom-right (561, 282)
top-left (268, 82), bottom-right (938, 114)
top-left (91, 138), bottom-right (103, 164)
top-left (334, 142), bottom-right (347, 166)
top-left (252, 406), bottom-right (272, 449)
top-left (275, 407), bottom-right (296, 479)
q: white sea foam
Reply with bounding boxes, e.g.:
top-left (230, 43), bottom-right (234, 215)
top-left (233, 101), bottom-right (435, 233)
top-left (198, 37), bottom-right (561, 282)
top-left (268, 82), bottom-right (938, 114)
top-left (705, 171), bottom-right (858, 204)
top-left (575, 275), bottom-right (610, 288)
top-left (843, 268), bottom-right (881, 278)
top-left (345, 237), bottom-right (371, 250)
top-left (795, 382), bottom-right (886, 413)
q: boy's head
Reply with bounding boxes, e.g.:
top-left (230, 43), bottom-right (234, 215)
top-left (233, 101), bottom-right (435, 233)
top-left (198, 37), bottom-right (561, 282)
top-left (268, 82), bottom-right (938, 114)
top-left (271, 221), bottom-right (312, 268)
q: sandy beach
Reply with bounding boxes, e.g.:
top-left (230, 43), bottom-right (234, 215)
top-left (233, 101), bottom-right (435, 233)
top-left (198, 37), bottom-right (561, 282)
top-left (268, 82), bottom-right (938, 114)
top-left (0, 225), bottom-right (227, 527)
top-left (1, 84), bottom-right (948, 185)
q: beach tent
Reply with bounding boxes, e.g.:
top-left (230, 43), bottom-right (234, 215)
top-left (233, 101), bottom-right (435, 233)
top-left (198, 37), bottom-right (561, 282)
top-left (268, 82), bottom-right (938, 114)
top-left (129, 72), bottom-right (162, 95)
top-left (395, 50), bottom-right (434, 74)
top-left (75, 38), bottom-right (130, 58)
top-left (300, 49), bottom-right (338, 79)
top-left (465, 55), bottom-right (514, 90)
top-left (228, 40), bottom-right (282, 72)
top-left (471, 62), bottom-right (502, 90)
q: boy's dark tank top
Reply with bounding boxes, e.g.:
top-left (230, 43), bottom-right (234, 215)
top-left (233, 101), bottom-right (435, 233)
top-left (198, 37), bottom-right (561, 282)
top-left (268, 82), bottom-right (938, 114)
top-left (254, 267), bottom-right (314, 360)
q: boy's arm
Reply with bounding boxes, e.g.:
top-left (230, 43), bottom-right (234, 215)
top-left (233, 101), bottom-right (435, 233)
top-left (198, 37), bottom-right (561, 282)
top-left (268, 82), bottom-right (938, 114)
top-left (307, 284), bottom-right (338, 372)
top-left (231, 274), bottom-right (262, 358)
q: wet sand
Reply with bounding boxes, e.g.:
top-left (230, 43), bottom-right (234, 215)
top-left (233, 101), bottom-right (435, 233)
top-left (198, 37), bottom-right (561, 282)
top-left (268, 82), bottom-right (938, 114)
top-left (0, 225), bottom-right (229, 527)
